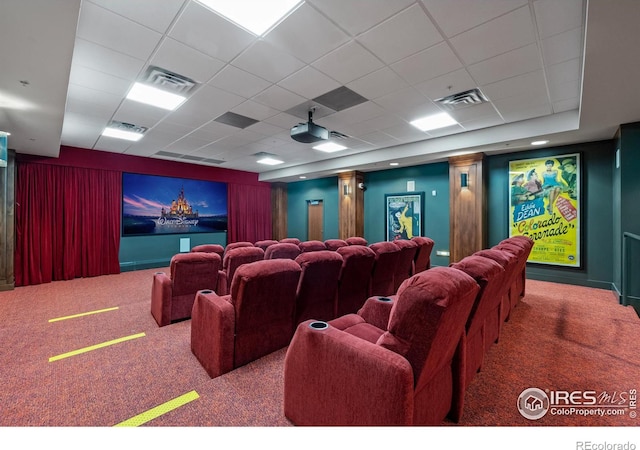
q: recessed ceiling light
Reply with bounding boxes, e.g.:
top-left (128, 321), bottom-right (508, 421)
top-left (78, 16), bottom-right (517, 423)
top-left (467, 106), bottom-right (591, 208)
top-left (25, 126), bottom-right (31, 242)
top-left (389, 162), bottom-right (399, 166)
top-left (257, 156), bottom-right (284, 165)
top-left (531, 140), bottom-right (549, 146)
top-left (299, 176), bottom-right (307, 179)
top-left (410, 112), bottom-right (458, 132)
top-left (102, 121), bottom-right (147, 142)
top-left (196, 0), bottom-right (303, 36)
top-left (313, 142), bottom-right (347, 153)
top-left (126, 82), bottom-right (187, 111)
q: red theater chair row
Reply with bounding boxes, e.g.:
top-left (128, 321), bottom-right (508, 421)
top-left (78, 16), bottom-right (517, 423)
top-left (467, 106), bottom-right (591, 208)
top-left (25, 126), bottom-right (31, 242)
top-left (283, 236), bottom-right (533, 426)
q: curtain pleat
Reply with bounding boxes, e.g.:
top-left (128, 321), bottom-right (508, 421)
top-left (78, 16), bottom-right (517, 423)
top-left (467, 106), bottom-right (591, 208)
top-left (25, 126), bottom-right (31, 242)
top-left (15, 163), bottom-right (121, 286)
top-left (227, 183), bottom-right (272, 243)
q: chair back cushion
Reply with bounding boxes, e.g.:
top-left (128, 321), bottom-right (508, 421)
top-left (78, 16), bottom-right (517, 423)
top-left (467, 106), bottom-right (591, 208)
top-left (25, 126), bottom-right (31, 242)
top-left (411, 236), bottom-right (435, 272)
top-left (298, 240), bottom-right (327, 252)
top-left (280, 237), bottom-right (301, 245)
top-left (324, 239), bottom-right (348, 250)
top-left (369, 241), bottom-right (401, 297)
top-left (264, 242), bottom-right (301, 260)
top-left (254, 239), bottom-right (279, 251)
top-left (170, 252), bottom-right (221, 296)
top-left (224, 241), bottom-right (254, 255)
top-left (222, 246), bottom-right (265, 289)
top-left (392, 239), bottom-right (419, 291)
top-left (191, 244), bottom-right (224, 259)
top-left (230, 259), bottom-right (302, 367)
top-left (335, 245), bottom-right (376, 316)
top-left (346, 236), bottom-right (367, 246)
top-left (294, 251), bottom-right (344, 323)
top-left (376, 267), bottom-right (479, 386)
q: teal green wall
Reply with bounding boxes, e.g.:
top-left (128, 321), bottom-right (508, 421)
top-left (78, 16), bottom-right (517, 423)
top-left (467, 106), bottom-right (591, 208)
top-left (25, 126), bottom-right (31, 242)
top-left (363, 162), bottom-right (450, 267)
top-left (287, 177), bottom-right (339, 240)
top-left (119, 232), bottom-right (226, 271)
top-left (486, 140), bottom-right (615, 289)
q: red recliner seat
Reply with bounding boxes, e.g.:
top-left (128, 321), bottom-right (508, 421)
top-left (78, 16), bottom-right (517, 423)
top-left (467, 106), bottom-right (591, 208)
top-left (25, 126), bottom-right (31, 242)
top-left (284, 266), bottom-right (479, 425)
top-left (493, 241), bottom-right (528, 315)
top-left (298, 240), bottom-right (327, 253)
top-left (280, 237), bottom-right (301, 245)
top-left (411, 236), bottom-right (435, 273)
top-left (191, 244), bottom-right (224, 260)
top-left (369, 241), bottom-right (401, 297)
top-left (392, 239), bottom-right (420, 291)
top-left (499, 236), bottom-right (534, 298)
top-left (294, 251), bottom-right (343, 324)
top-left (254, 239), bottom-right (279, 251)
top-left (450, 255), bottom-right (506, 386)
top-left (191, 259), bottom-right (302, 378)
top-left (224, 241), bottom-right (254, 255)
top-left (151, 252), bottom-right (226, 327)
top-left (264, 242), bottom-right (301, 260)
top-left (324, 239), bottom-right (348, 251)
top-left (221, 246), bottom-right (265, 292)
top-left (335, 245), bottom-right (376, 317)
top-left (346, 236), bottom-right (367, 246)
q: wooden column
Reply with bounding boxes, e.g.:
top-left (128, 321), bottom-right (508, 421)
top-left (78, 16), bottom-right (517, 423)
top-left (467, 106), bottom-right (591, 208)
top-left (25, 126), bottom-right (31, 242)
top-left (0, 149), bottom-right (15, 291)
top-left (271, 182), bottom-right (287, 241)
top-left (449, 153), bottom-right (486, 263)
top-left (338, 171), bottom-right (364, 240)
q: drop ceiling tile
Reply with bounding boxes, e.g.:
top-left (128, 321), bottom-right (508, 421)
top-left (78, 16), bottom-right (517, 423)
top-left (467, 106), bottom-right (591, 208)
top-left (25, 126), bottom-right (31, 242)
top-left (549, 79), bottom-right (580, 102)
top-left (150, 120), bottom-right (198, 141)
top-left (468, 43), bottom-right (542, 86)
top-left (381, 122), bottom-right (429, 142)
top-left (245, 121), bottom-right (285, 137)
top-left (425, 123), bottom-right (465, 138)
top-left (278, 66), bottom-right (341, 99)
top-left (208, 65), bottom-right (272, 98)
top-left (72, 38), bottom-right (145, 80)
top-left (253, 85), bottom-right (307, 112)
top-left (347, 67), bottom-right (410, 100)
top-left (534, 0), bottom-right (585, 39)
top-left (61, 112), bottom-right (108, 148)
top-left (481, 70), bottom-right (548, 102)
top-left (357, 3), bottom-right (444, 64)
top-left (493, 93), bottom-right (552, 123)
top-left (553, 97), bottom-right (579, 113)
top-left (68, 65), bottom-right (131, 97)
top-left (169, 1), bottom-right (255, 62)
top-left (188, 121), bottom-right (236, 142)
top-left (459, 114), bottom-right (505, 131)
top-left (94, 135), bottom-right (134, 153)
top-left (308, 0), bottom-right (414, 36)
top-left (312, 41), bottom-right (384, 85)
top-left (232, 100), bottom-right (280, 121)
top-left (77, 1), bottom-right (162, 60)
top-left (263, 112), bottom-right (305, 129)
top-left (324, 101), bottom-right (386, 126)
top-left (176, 85), bottom-right (245, 123)
top-left (391, 41), bottom-right (463, 85)
top-left (232, 40), bottom-right (306, 84)
top-left (163, 134), bottom-right (211, 153)
top-left (358, 130), bottom-right (401, 146)
top-left (150, 38), bottom-right (226, 84)
top-left (87, 0), bottom-right (186, 34)
top-left (421, 0), bottom-right (528, 37)
top-left (448, 102), bottom-right (501, 123)
top-left (541, 27), bottom-right (583, 66)
top-left (415, 68), bottom-right (477, 101)
top-left (373, 87), bottom-right (439, 121)
top-left (263, 3), bottom-right (350, 64)
top-left (449, 6), bottom-right (535, 65)
top-left (113, 98), bottom-right (169, 128)
top-left (546, 58), bottom-right (581, 86)
top-left (65, 84), bottom-right (123, 119)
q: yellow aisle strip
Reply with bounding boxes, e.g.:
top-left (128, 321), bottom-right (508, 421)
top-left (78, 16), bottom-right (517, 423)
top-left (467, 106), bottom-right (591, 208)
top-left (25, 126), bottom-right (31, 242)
top-left (48, 332), bottom-right (146, 362)
top-left (114, 390), bottom-right (200, 427)
top-left (48, 306), bottom-right (120, 323)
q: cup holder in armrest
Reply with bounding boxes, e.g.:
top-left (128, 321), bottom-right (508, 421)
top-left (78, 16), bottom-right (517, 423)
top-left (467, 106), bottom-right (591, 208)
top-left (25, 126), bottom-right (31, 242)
top-left (200, 289), bottom-right (214, 294)
top-left (154, 272), bottom-right (165, 275)
top-left (309, 321), bottom-right (329, 330)
top-left (377, 297), bottom-right (392, 302)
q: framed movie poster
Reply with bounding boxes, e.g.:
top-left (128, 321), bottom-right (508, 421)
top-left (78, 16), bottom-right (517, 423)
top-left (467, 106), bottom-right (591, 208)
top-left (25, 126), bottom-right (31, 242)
top-left (508, 153), bottom-right (580, 267)
top-left (385, 192), bottom-right (424, 241)
top-left (122, 173), bottom-right (228, 236)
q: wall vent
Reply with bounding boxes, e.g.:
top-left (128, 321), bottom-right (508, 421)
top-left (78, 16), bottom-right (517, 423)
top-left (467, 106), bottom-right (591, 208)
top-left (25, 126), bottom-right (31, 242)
top-left (435, 88), bottom-right (488, 109)
top-left (141, 66), bottom-right (197, 95)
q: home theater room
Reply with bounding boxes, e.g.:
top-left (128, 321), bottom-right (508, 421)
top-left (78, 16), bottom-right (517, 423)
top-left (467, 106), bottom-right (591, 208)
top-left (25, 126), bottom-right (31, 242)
top-left (1, 0), bottom-right (639, 447)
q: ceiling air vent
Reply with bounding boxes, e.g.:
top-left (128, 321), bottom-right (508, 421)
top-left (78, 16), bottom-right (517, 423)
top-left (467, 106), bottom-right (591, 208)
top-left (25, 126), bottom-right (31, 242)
top-left (435, 88), bottom-right (488, 109)
top-left (141, 66), bottom-right (197, 95)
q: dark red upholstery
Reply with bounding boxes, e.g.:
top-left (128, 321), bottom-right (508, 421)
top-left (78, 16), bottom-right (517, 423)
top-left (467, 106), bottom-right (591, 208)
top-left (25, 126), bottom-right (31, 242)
top-left (298, 240), bottom-right (327, 253)
top-left (411, 236), bottom-right (435, 273)
top-left (264, 242), bottom-right (301, 260)
top-left (254, 239), bottom-right (278, 251)
top-left (450, 255), bottom-right (505, 386)
top-left (392, 239), bottom-right (419, 291)
top-left (335, 245), bottom-right (376, 316)
top-left (493, 241), bottom-right (528, 315)
top-left (280, 237), bottom-right (301, 245)
top-left (499, 236), bottom-right (534, 298)
top-left (474, 248), bottom-right (519, 331)
top-left (294, 251), bottom-right (343, 324)
top-left (222, 246), bottom-right (265, 292)
top-left (324, 239), bottom-right (348, 250)
top-left (191, 259), bottom-right (301, 378)
top-left (151, 252), bottom-right (225, 327)
top-left (191, 244), bottom-right (224, 260)
top-left (224, 241), bottom-right (254, 255)
top-left (369, 241), bottom-right (401, 297)
top-left (283, 266), bottom-right (479, 425)
top-left (346, 236), bottom-right (367, 246)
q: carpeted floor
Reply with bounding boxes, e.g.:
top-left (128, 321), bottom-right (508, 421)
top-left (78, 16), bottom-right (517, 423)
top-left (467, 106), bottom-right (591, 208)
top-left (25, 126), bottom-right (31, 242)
top-left (0, 269), bottom-right (638, 428)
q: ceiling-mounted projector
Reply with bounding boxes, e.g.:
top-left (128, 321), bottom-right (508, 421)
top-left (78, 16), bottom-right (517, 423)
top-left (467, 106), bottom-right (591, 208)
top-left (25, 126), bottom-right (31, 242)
top-left (290, 109), bottom-right (329, 143)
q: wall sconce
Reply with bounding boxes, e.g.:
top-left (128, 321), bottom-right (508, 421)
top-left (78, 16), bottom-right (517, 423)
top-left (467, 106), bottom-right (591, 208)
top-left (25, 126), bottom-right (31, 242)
top-left (342, 182), bottom-right (351, 196)
top-left (460, 172), bottom-right (469, 189)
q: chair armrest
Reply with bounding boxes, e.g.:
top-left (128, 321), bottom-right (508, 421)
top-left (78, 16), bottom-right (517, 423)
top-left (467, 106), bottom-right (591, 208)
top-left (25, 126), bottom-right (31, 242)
top-left (190, 290), bottom-right (235, 378)
top-left (357, 295), bottom-right (397, 330)
top-left (151, 272), bottom-right (172, 327)
top-left (284, 320), bottom-right (414, 426)
top-left (216, 270), bottom-right (228, 296)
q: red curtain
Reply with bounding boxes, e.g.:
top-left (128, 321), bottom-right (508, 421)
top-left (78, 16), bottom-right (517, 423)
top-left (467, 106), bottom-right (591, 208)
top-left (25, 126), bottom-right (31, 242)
top-left (15, 162), bottom-right (121, 286)
top-left (227, 183), bottom-right (272, 243)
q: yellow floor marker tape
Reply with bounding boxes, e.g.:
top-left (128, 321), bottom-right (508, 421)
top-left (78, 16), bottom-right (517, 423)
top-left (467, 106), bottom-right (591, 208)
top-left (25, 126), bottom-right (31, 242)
top-left (114, 390), bottom-right (200, 427)
top-left (48, 332), bottom-right (146, 362)
top-left (48, 306), bottom-right (119, 323)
